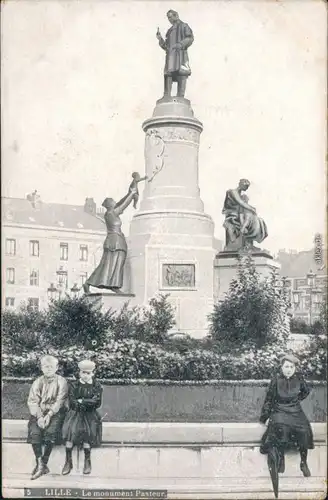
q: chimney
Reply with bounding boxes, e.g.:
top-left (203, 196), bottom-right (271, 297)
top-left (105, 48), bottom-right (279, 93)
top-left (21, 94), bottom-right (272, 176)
top-left (84, 197), bottom-right (97, 215)
top-left (26, 190), bottom-right (41, 209)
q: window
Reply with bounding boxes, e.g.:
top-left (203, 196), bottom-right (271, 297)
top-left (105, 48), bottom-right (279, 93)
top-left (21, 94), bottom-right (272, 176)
top-left (30, 240), bottom-right (39, 257)
top-left (28, 298), bottom-right (39, 312)
top-left (30, 270), bottom-right (39, 286)
top-left (60, 243), bottom-right (68, 261)
top-left (80, 272), bottom-right (88, 287)
top-left (296, 279), bottom-right (306, 288)
top-left (5, 239), bottom-right (16, 255)
top-left (5, 297), bottom-right (15, 307)
top-left (57, 271), bottom-right (68, 290)
top-left (6, 268), bottom-right (15, 284)
top-left (79, 245), bottom-right (88, 261)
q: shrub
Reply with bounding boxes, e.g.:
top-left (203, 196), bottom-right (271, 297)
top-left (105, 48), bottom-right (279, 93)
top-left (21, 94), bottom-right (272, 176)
top-left (2, 306), bottom-right (48, 353)
top-left (209, 251), bottom-right (289, 353)
top-left (142, 294), bottom-right (176, 343)
top-left (3, 338), bottom-right (326, 381)
top-left (290, 318), bottom-right (311, 334)
top-left (310, 320), bottom-right (326, 336)
top-left (299, 334), bottom-right (327, 380)
top-left (107, 294), bottom-right (175, 344)
top-left (44, 295), bottom-right (113, 349)
top-left (163, 333), bottom-right (213, 353)
top-left (290, 318), bottom-right (325, 336)
top-left (219, 345), bottom-right (287, 380)
top-left (2, 341), bottom-right (220, 380)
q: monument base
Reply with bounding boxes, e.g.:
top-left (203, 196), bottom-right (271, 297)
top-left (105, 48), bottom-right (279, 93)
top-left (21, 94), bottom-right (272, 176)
top-left (86, 291), bottom-right (136, 313)
top-left (128, 96), bottom-right (215, 338)
top-left (213, 250), bottom-right (280, 302)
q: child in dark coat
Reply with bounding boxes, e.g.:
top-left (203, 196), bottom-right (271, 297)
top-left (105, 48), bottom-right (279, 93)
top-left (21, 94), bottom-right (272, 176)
top-left (61, 360), bottom-right (103, 475)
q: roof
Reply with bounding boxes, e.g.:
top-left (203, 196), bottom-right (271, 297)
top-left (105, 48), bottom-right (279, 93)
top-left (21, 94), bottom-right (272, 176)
top-left (278, 249), bottom-right (327, 278)
top-left (2, 197), bottom-right (106, 232)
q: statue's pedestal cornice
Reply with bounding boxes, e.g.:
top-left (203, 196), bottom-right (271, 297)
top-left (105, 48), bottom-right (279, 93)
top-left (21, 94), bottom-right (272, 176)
top-left (217, 249), bottom-right (274, 260)
top-left (142, 95), bottom-right (203, 133)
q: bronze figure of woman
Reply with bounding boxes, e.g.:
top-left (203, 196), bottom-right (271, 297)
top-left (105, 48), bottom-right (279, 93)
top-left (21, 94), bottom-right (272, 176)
top-left (83, 185), bottom-right (137, 293)
top-left (222, 179), bottom-right (268, 251)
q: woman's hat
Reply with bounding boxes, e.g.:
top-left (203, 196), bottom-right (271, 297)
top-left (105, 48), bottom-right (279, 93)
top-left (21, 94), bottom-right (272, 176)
top-left (78, 360), bottom-right (95, 372)
top-left (279, 353), bottom-right (300, 366)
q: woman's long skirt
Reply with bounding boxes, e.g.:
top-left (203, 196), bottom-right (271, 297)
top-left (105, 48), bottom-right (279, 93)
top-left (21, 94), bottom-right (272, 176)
top-left (260, 410), bottom-right (314, 454)
top-left (87, 249), bottom-right (126, 289)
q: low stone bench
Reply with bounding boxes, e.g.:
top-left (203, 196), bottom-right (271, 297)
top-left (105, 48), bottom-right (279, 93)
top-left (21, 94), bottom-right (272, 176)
top-left (3, 421), bottom-right (327, 499)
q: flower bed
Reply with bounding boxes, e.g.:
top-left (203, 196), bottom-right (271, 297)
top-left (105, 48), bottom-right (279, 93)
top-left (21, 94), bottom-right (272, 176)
top-left (3, 338), bottom-right (326, 381)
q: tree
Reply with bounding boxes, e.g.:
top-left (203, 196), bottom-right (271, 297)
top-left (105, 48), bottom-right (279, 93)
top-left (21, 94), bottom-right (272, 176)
top-left (209, 251), bottom-right (289, 352)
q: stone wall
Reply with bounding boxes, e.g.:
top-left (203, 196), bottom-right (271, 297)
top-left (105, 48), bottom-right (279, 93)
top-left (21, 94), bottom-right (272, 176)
top-left (3, 379), bottom-right (326, 422)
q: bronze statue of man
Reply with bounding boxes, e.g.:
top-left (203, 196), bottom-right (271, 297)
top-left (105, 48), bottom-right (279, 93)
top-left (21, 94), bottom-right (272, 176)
top-left (156, 10), bottom-right (194, 98)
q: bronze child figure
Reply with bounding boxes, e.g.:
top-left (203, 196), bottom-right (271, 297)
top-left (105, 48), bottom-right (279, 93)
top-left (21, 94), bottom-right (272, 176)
top-left (129, 172), bottom-right (148, 209)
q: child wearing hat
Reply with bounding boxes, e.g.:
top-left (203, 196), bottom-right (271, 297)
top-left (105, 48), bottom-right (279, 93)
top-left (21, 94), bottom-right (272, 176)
top-left (259, 352), bottom-right (314, 479)
top-left (61, 359), bottom-right (103, 475)
top-left (27, 355), bottom-right (68, 480)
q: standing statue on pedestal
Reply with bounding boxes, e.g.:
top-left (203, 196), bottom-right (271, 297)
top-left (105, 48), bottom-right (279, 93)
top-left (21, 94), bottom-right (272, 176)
top-left (156, 10), bottom-right (194, 98)
top-left (83, 184), bottom-right (138, 294)
top-left (222, 179), bottom-right (268, 251)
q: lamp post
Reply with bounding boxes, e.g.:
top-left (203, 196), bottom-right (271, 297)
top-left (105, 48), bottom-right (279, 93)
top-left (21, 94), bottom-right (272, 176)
top-left (56, 268), bottom-right (68, 298)
top-left (47, 283), bottom-right (58, 301)
top-left (306, 269), bottom-right (316, 326)
top-left (70, 283), bottom-right (80, 297)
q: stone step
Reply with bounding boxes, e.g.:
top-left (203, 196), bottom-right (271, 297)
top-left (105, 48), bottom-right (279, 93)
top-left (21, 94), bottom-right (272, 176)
top-left (3, 422), bottom-right (326, 499)
top-left (3, 442), bottom-right (327, 479)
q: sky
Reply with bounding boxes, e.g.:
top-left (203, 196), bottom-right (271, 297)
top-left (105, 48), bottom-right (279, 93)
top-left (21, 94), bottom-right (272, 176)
top-left (1, 0), bottom-right (327, 254)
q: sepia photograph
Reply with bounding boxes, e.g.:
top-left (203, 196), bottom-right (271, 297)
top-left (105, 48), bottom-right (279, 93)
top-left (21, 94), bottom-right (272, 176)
top-left (1, 1), bottom-right (327, 499)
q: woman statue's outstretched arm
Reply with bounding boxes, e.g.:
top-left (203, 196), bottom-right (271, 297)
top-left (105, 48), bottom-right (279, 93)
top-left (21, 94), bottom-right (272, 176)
top-left (114, 188), bottom-right (137, 215)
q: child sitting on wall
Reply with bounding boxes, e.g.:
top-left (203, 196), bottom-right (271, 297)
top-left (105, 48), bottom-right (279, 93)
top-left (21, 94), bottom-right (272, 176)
top-left (27, 355), bottom-right (68, 480)
top-left (61, 360), bottom-right (103, 475)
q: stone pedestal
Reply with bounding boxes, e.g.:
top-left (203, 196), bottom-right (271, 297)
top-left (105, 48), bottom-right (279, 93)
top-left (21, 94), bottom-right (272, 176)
top-left (214, 250), bottom-right (280, 302)
top-left (87, 291), bottom-right (136, 312)
top-left (128, 97), bottom-right (215, 338)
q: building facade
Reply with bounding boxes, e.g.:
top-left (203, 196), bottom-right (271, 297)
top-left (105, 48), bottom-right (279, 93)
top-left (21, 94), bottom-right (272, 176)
top-left (278, 249), bottom-right (327, 324)
top-left (2, 193), bottom-right (106, 311)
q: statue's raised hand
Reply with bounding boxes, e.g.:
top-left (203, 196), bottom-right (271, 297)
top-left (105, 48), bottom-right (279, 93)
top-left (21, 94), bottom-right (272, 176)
top-left (156, 27), bottom-right (162, 40)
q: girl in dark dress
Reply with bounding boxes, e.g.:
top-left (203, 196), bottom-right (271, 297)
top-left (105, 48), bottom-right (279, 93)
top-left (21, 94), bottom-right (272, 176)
top-left (259, 353), bottom-right (314, 477)
top-left (62, 360), bottom-right (103, 475)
